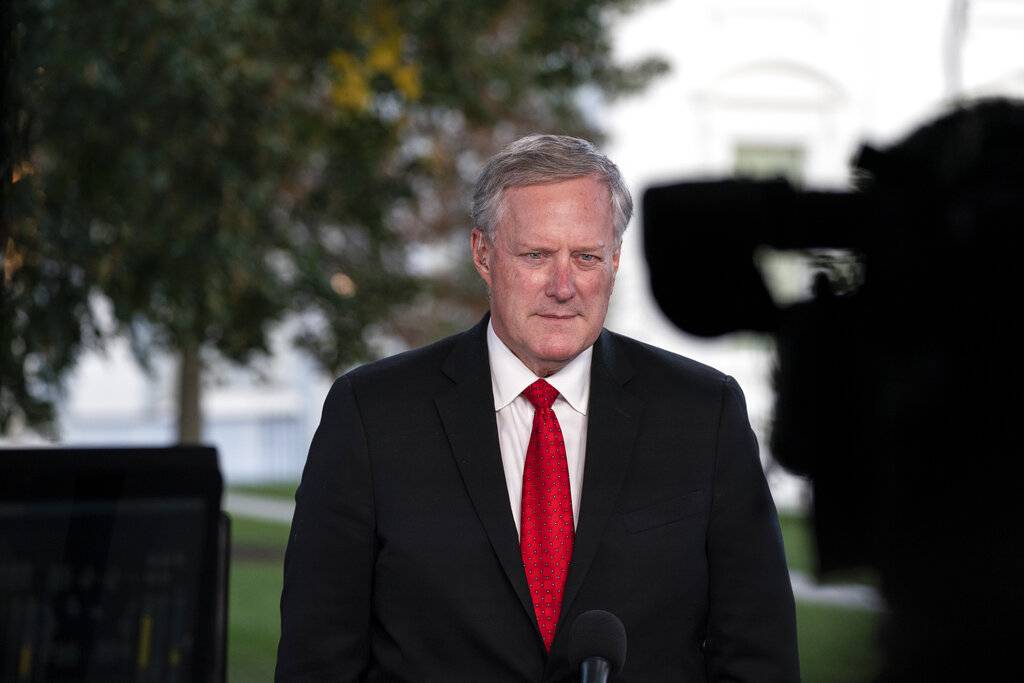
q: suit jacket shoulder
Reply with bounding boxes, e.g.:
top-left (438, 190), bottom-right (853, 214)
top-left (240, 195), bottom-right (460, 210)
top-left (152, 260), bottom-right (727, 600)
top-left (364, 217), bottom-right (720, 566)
top-left (594, 328), bottom-right (749, 409)
top-left (337, 316), bottom-right (490, 405)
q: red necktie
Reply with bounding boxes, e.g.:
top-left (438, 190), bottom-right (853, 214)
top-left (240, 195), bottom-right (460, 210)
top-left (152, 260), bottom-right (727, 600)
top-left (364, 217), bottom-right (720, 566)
top-left (520, 379), bottom-right (575, 651)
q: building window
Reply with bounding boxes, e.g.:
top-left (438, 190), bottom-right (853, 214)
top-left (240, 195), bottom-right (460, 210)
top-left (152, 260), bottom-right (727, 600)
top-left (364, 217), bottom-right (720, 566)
top-left (733, 144), bottom-right (805, 185)
top-left (733, 144), bottom-right (830, 305)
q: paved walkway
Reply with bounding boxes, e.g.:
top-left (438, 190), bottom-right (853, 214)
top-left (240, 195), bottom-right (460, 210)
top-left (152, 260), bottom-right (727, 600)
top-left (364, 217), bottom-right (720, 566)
top-left (223, 492), bottom-right (885, 611)
top-left (788, 571), bottom-right (884, 611)
top-left (223, 491), bottom-right (296, 524)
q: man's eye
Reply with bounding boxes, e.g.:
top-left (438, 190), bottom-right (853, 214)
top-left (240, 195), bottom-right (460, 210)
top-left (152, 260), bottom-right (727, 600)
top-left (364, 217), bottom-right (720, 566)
top-left (579, 254), bottom-right (596, 262)
top-left (527, 252), bottom-right (543, 259)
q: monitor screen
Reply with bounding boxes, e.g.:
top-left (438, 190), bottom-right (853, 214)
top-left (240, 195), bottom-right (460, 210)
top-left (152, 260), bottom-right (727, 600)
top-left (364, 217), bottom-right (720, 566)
top-left (0, 446), bottom-right (225, 683)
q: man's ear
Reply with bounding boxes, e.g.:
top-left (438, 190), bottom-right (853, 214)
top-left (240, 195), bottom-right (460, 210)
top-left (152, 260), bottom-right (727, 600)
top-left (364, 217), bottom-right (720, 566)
top-left (471, 228), bottom-right (492, 287)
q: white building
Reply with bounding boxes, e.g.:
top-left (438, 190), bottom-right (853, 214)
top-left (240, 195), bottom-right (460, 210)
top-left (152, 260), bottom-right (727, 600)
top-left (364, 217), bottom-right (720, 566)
top-left (603, 0), bottom-right (1024, 509)
top-left (40, 0), bottom-right (1024, 495)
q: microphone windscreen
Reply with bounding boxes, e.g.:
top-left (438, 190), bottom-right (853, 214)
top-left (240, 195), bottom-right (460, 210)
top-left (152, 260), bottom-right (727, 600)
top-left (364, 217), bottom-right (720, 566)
top-left (567, 610), bottom-right (627, 673)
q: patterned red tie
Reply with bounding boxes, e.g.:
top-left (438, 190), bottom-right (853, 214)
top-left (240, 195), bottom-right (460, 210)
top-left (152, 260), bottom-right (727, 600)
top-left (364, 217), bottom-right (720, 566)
top-left (520, 378), bottom-right (575, 651)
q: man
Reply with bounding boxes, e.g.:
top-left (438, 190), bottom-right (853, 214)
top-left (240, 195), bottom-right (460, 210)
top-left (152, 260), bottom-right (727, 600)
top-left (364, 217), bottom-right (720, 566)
top-left (276, 134), bottom-right (799, 682)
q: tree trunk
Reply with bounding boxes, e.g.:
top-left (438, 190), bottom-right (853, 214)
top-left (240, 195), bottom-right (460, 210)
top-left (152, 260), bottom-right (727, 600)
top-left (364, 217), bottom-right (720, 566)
top-left (177, 341), bottom-right (203, 444)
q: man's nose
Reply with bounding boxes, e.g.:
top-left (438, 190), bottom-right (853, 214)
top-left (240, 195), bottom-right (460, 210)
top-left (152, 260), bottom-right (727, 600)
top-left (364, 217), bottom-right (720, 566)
top-left (545, 259), bottom-right (575, 300)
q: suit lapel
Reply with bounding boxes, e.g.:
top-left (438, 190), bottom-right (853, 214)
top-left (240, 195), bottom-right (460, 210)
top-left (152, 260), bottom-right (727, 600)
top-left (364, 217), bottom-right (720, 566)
top-left (435, 317), bottom-right (537, 623)
top-left (559, 330), bottom-right (644, 624)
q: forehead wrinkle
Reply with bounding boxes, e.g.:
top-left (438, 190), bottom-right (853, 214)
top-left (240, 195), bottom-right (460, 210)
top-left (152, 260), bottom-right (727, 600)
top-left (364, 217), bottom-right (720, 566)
top-left (499, 185), bottom-right (614, 251)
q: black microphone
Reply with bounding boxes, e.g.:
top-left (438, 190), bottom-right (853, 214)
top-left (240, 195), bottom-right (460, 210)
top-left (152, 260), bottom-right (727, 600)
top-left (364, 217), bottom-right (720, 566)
top-left (567, 610), bottom-right (627, 683)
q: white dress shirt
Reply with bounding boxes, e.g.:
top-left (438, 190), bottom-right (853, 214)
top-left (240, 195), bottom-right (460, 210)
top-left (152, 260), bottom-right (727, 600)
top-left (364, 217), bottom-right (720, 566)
top-left (486, 320), bottom-right (591, 534)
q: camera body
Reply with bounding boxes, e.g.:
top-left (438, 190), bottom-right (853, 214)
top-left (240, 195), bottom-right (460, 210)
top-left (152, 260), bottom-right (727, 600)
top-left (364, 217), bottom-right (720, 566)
top-left (643, 98), bottom-right (1024, 678)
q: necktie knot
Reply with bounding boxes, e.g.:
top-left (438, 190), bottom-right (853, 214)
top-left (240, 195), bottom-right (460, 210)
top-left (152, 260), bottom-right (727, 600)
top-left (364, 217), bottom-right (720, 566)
top-left (523, 378), bottom-right (558, 410)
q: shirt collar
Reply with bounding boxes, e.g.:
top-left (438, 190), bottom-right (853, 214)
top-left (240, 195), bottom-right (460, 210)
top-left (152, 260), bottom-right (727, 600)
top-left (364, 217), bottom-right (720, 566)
top-left (486, 319), bottom-right (592, 415)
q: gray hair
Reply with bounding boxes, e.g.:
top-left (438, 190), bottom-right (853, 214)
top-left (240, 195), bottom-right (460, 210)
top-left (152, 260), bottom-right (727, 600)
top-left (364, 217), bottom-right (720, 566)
top-left (470, 134), bottom-right (633, 247)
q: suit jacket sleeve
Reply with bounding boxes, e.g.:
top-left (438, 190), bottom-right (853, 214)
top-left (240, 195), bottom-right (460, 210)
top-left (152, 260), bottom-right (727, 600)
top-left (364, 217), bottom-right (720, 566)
top-left (704, 377), bottom-right (800, 682)
top-left (276, 376), bottom-right (375, 682)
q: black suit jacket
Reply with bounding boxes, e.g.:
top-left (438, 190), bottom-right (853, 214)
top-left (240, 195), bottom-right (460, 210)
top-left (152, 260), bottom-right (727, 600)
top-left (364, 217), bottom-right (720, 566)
top-left (276, 316), bottom-right (799, 682)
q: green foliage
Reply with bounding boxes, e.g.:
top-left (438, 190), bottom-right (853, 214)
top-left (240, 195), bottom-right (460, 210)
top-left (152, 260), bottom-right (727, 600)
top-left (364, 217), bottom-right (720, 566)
top-left (2, 0), bottom-right (668, 434)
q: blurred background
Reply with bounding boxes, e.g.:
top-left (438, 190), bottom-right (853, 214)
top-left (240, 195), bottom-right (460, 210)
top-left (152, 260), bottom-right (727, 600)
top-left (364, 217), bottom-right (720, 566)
top-left (4, 0), bottom-right (1022, 680)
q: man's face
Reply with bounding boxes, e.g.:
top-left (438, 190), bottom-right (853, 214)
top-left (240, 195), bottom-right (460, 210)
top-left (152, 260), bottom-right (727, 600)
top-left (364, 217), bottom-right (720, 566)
top-left (472, 175), bottom-right (620, 377)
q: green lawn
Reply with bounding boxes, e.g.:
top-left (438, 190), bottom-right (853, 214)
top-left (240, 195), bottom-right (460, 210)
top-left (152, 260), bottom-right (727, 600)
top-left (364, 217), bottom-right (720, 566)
top-left (778, 511), bottom-right (883, 682)
top-left (796, 602), bottom-right (882, 682)
top-left (228, 560), bottom-right (284, 682)
top-left (226, 488), bottom-right (883, 682)
top-left (232, 481), bottom-right (299, 501)
top-left (226, 514), bottom-right (289, 682)
top-left (779, 511), bottom-right (815, 574)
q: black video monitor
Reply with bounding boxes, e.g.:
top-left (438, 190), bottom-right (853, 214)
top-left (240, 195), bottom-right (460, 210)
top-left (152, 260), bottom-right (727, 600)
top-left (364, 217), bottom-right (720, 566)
top-left (0, 446), bottom-right (226, 683)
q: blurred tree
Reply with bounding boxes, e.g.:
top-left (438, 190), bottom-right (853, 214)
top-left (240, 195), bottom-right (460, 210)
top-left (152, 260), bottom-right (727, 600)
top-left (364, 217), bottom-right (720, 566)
top-left (2, 0), bottom-right (666, 441)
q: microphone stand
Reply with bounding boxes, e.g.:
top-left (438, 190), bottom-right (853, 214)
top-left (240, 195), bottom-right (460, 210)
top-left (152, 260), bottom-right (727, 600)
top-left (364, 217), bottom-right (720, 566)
top-left (580, 656), bottom-right (613, 683)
